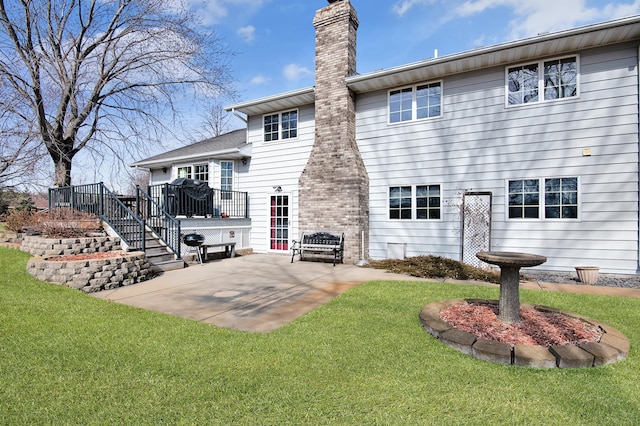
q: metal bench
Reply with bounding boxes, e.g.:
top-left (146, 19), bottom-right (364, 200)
top-left (291, 231), bottom-right (344, 266)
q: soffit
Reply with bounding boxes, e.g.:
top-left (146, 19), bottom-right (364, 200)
top-left (225, 87), bottom-right (316, 116)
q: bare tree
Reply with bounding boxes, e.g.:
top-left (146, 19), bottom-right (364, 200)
top-left (0, 89), bottom-right (47, 187)
top-left (0, 0), bottom-right (233, 187)
top-left (127, 167), bottom-right (150, 194)
top-left (201, 102), bottom-right (234, 138)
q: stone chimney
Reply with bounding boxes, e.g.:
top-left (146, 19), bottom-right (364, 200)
top-left (298, 0), bottom-right (369, 263)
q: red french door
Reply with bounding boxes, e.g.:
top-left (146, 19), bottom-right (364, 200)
top-left (270, 195), bottom-right (289, 251)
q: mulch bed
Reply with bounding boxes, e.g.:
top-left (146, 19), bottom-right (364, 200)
top-left (440, 302), bottom-right (603, 347)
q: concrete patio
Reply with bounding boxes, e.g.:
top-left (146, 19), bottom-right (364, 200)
top-left (92, 253), bottom-right (434, 332)
top-left (92, 253), bottom-right (640, 333)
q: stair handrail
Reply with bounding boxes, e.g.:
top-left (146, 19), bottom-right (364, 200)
top-left (101, 184), bottom-right (147, 252)
top-left (134, 185), bottom-right (182, 259)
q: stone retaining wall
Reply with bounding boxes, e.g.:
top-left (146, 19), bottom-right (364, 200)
top-left (21, 235), bottom-right (121, 257)
top-left (27, 251), bottom-right (150, 293)
top-left (0, 231), bottom-right (22, 243)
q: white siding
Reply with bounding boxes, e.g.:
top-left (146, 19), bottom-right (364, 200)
top-left (356, 43), bottom-right (639, 273)
top-left (242, 104), bottom-right (315, 253)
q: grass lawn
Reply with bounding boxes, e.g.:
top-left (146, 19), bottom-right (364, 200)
top-left (1, 246), bottom-right (639, 425)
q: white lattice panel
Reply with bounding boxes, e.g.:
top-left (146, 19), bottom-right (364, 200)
top-left (462, 193), bottom-right (492, 269)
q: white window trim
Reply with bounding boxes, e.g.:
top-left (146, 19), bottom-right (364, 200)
top-left (505, 54), bottom-right (580, 108)
top-left (387, 80), bottom-right (443, 125)
top-left (175, 163), bottom-right (209, 184)
top-left (193, 163), bottom-right (209, 183)
top-left (387, 184), bottom-right (443, 221)
top-left (220, 160), bottom-right (234, 191)
top-left (267, 191), bottom-right (291, 253)
top-left (262, 109), bottom-right (299, 142)
top-left (505, 176), bottom-right (581, 221)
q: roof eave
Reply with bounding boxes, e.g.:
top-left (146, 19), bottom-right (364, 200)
top-left (225, 87), bottom-right (315, 116)
top-left (130, 146), bottom-right (250, 169)
top-left (346, 14), bottom-right (640, 93)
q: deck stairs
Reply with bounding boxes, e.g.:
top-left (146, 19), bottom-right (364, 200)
top-left (49, 183), bottom-right (185, 272)
top-left (108, 220), bottom-right (184, 273)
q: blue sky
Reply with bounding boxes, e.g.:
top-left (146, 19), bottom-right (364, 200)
top-left (189, 0), bottom-right (640, 108)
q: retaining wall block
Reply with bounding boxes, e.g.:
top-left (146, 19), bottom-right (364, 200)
top-left (89, 277), bottom-right (110, 287)
top-left (101, 264), bottom-right (118, 272)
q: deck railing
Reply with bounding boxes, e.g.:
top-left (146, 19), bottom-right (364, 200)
top-left (49, 183), bottom-right (183, 258)
top-left (147, 183), bottom-right (248, 219)
top-left (48, 183), bottom-right (148, 252)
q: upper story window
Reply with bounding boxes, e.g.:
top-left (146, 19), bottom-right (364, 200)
top-left (389, 185), bottom-right (441, 220)
top-left (508, 177), bottom-right (578, 220)
top-left (389, 81), bottom-right (442, 124)
top-left (507, 56), bottom-right (578, 106)
top-left (264, 110), bottom-right (298, 142)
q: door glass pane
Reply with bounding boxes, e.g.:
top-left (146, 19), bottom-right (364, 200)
top-left (270, 195), bottom-right (289, 250)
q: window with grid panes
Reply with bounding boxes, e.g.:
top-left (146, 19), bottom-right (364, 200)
top-left (177, 166), bottom-right (191, 179)
top-left (507, 56), bottom-right (577, 105)
top-left (220, 161), bottom-right (233, 200)
top-left (416, 185), bottom-right (441, 219)
top-left (193, 165), bottom-right (208, 182)
top-left (264, 114), bottom-right (279, 141)
top-left (389, 81), bottom-right (442, 123)
top-left (508, 177), bottom-right (578, 219)
top-left (264, 110), bottom-right (298, 141)
top-left (389, 186), bottom-right (412, 219)
top-left (545, 177), bottom-right (578, 219)
top-left (508, 179), bottom-right (540, 219)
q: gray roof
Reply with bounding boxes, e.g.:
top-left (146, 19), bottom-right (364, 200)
top-left (131, 129), bottom-right (249, 169)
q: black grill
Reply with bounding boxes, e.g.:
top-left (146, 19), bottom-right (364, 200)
top-left (183, 233), bottom-right (205, 247)
top-left (168, 178), bottom-right (213, 217)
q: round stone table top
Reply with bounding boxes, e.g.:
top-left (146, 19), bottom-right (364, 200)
top-left (476, 251), bottom-right (547, 268)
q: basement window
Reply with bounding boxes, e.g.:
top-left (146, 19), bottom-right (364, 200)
top-left (264, 109), bottom-right (298, 142)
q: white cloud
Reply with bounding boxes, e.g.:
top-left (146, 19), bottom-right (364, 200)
top-left (250, 75), bottom-right (268, 85)
top-left (237, 25), bottom-right (256, 42)
top-left (186, 0), bottom-right (269, 25)
top-left (453, 0), bottom-right (640, 40)
top-left (283, 63), bottom-right (312, 81)
top-left (392, 0), bottom-right (437, 17)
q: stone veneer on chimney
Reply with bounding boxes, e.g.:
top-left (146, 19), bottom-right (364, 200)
top-left (298, 0), bottom-right (369, 263)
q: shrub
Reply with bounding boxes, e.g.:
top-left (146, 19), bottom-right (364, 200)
top-left (34, 208), bottom-right (102, 238)
top-left (370, 255), bottom-right (501, 284)
top-left (4, 209), bottom-right (35, 232)
top-left (5, 208), bottom-right (102, 237)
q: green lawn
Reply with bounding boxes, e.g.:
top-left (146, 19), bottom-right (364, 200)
top-left (1, 247), bottom-right (639, 425)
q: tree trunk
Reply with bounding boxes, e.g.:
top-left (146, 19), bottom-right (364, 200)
top-left (53, 156), bottom-right (73, 187)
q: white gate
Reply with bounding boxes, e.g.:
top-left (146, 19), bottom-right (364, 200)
top-left (462, 192), bottom-right (492, 268)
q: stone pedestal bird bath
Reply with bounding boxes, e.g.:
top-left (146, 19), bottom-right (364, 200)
top-left (476, 251), bottom-right (547, 323)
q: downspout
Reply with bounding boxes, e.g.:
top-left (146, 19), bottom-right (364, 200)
top-left (231, 108), bottom-right (248, 124)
